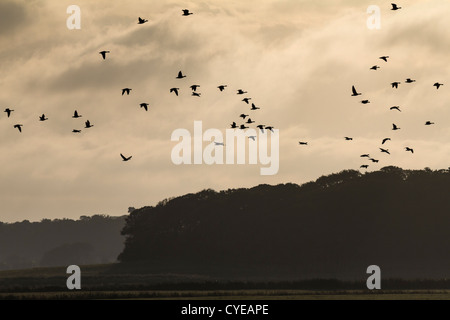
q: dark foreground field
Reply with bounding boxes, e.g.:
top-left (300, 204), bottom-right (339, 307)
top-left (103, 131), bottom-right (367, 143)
top-left (0, 263), bottom-right (449, 300)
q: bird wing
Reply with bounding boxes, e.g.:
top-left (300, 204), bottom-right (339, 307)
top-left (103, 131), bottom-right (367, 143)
top-left (352, 86), bottom-right (357, 95)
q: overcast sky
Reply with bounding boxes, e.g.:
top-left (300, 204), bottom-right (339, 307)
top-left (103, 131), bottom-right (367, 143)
top-left (1, 0), bottom-right (449, 223)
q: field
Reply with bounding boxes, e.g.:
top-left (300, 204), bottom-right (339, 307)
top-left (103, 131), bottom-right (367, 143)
top-left (1, 263), bottom-right (449, 300)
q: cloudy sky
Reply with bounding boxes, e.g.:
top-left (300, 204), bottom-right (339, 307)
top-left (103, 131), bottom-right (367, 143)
top-left (1, 0), bottom-right (449, 223)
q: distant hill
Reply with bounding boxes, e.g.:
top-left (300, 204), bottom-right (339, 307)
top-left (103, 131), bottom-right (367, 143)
top-left (118, 166), bottom-right (450, 280)
top-left (0, 215), bottom-right (126, 270)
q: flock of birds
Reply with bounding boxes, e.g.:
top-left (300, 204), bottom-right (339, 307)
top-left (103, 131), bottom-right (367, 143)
top-left (350, 52), bottom-right (443, 170)
top-left (2, 3), bottom-right (444, 169)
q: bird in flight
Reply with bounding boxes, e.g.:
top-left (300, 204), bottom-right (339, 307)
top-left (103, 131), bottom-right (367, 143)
top-left (250, 103), bottom-right (260, 110)
top-left (369, 158), bottom-right (379, 163)
top-left (405, 78), bottom-right (416, 83)
top-left (85, 120), bottom-right (94, 128)
top-left (190, 85), bottom-right (200, 91)
top-left (237, 89), bottom-right (247, 95)
top-left (391, 82), bottom-right (401, 89)
top-left (298, 141), bottom-right (308, 145)
top-left (390, 106), bottom-right (401, 112)
top-left (218, 85), bottom-right (227, 92)
top-left (99, 51), bottom-right (110, 60)
top-left (138, 17), bottom-right (148, 24)
top-left (246, 118), bottom-right (255, 124)
top-left (379, 56), bottom-right (389, 62)
top-left (214, 142), bottom-right (225, 146)
top-left (182, 9), bottom-right (193, 16)
top-left (230, 122), bottom-right (238, 129)
top-left (240, 114), bottom-right (249, 119)
top-left (425, 121), bottom-right (435, 125)
top-left (434, 82), bottom-right (443, 89)
top-left (176, 71), bottom-right (186, 79)
top-left (192, 92), bottom-right (201, 97)
top-left (4, 108), bottom-right (14, 117)
top-left (170, 88), bottom-right (179, 96)
top-left (370, 65), bottom-right (380, 70)
top-left (72, 129), bottom-right (81, 133)
top-left (120, 154), bottom-right (132, 161)
top-left (14, 124), bottom-right (23, 132)
top-left (361, 100), bottom-right (370, 104)
top-left (39, 114), bottom-right (48, 121)
top-left (360, 154), bottom-right (370, 158)
top-left (344, 137), bottom-right (353, 141)
top-left (360, 165), bottom-right (369, 169)
top-left (382, 138), bottom-right (391, 144)
top-left (391, 3), bottom-right (402, 10)
top-left (242, 98), bottom-right (252, 104)
top-left (256, 124), bottom-right (265, 133)
top-left (380, 148), bottom-right (390, 155)
top-left (248, 136), bottom-right (256, 141)
top-left (405, 147), bottom-right (414, 153)
top-left (392, 123), bottom-right (400, 130)
top-left (351, 85), bottom-right (361, 96)
top-left (265, 126), bottom-right (274, 132)
top-left (122, 88), bottom-right (132, 95)
top-left (140, 103), bottom-right (149, 111)
top-left (239, 124), bottom-right (249, 130)
top-left (72, 110), bottom-right (82, 118)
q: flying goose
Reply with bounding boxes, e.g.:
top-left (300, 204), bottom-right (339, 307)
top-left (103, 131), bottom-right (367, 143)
top-left (120, 153), bottom-right (132, 161)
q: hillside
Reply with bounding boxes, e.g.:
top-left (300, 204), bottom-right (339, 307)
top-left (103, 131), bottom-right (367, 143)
top-left (0, 215), bottom-right (126, 270)
top-left (118, 166), bottom-right (450, 280)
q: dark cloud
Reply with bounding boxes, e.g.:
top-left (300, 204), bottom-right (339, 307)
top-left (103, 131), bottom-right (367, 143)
top-left (0, 1), bottom-right (27, 35)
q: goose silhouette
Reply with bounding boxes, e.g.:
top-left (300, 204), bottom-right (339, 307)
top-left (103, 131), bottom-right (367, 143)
top-left (351, 86), bottom-right (361, 96)
top-left (120, 154), bottom-right (132, 161)
top-left (239, 124), bottom-right (248, 130)
top-left (182, 9), bottom-right (193, 16)
top-left (256, 125), bottom-right (265, 133)
top-left (391, 3), bottom-right (401, 10)
top-left (39, 114), bottom-right (48, 121)
top-left (14, 124), bottom-right (23, 132)
top-left (122, 88), bottom-right (132, 95)
top-left (237, 89), bottom-right (247, 95)
top-left (170, 88), bottom-right (180, 96)
top-left (379, 56), bottom-right (389, 62)
top-left (370, 65), bottom-right (380, 70)
top-left (230, 122), bottom-right (238, 129)
top-left (176, 71), bottom-right (186, 79)
top-left (218, 85), bottom-right (227, 91)
top-left (434, 82), bottom-right (443, 89)
top-left (380, 148), bottom-right (390, 155)
top-left (140, 103), bottom-right (149, 111)
top-left (425, 121), bottom-right (435, 125)
top-left (382, 138), bottom-right (391, 144)
top-left (242, 98), bottom-right (251, 104)
top-left (72, 110), bottom-right (82, 118)
top-left (192, 92), bottom-right (201, 97)
top-left (85, 120), bottom-right (94, 128)
top-left (298, 141), bottom-right (308, 145)
top-left (391, 82), bottom-right (401, 89)
top-left (72, 129), bottom-right (81, 133)
top-left (344, 137), bottom-right (353, 141)
top-left (405, 147), bottom-right (414, 153)
top-left (190, 85), bottom-right (200, 91)
top-left (360, 165), bottom-right (369, 169)
top-left (250, 103), bottom-right (260, 110)
top-left (405, 78), bottom-right (416, 83)
top-left (138, 17), bottom-right (148, 24)
top-left (392, 123), bottom-right (400, 130)
top-left (99, 51), bottom-right (110, 60)
top-left (240, 114), bottom-right (249, 119)
top-left (390, 106), bottom-right (401, 112)
top-left (246, 118), bottom-right (255, 124)
top-left (4, 108), bottom-right (14, 117)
